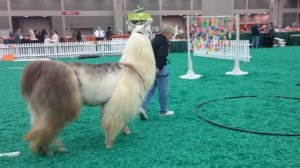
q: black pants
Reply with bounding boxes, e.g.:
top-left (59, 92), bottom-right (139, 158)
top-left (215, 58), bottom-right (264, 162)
top-left (96, 37), bottom-right (104, 41)
top-left (264, 35), bottom-right (274, 48)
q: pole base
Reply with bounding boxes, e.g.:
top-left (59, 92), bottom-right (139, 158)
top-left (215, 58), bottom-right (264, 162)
top-left (180, 70), bottom-right (202, 79)
top-left (225, 68), bottom-right (248, 76)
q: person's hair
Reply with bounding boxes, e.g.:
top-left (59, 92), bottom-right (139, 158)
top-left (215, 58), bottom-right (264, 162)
top-left (161, 25), bottom-right (175, 35)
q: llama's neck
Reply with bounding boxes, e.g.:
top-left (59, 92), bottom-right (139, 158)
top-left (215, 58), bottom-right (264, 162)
top-left (119, 33), bottom-right (156, 87)
top-left (120, 53), bottom-right (155, 88)
top-left (120, 54), bottom-right (154, 74)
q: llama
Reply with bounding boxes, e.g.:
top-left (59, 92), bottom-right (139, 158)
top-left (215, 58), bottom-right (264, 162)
top-left (21, 18), bottom-right (155, 155)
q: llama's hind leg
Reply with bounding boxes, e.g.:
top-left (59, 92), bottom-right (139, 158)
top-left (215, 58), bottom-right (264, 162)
top-left (26, 122), bottom-right (53, 156)
top-left (26, 113), bottom-right (65, 155)
top-left (37, 144), bottom-right (52, 156)
top-left (25, 103), bottom-right (53, 155)
top-left (28, 105), bottom-right (65, 155)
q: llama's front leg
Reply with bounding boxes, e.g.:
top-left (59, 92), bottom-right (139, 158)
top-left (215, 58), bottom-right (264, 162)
top-left (122, 123), bottom-right (131, 135)
top-left (101, 118), bottom-right (117, 148)
top-left (101, 113), bottom-right (123, 149)
top-left (103, 122), bottom-right (119, 149)
top-left (104, 123), bottom-right (131, 148)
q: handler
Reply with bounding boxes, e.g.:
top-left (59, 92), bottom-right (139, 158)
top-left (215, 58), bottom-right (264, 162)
top-left (140, 25), bottom-right (175, 120)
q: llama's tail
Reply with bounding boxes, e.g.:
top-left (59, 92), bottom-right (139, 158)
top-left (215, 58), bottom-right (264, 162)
top-left (21, 61), bottom-right (82, 154)
top-left (101, 72), bottom-right (143, 129)
top-left (101, 73), bottom-right (144, 147)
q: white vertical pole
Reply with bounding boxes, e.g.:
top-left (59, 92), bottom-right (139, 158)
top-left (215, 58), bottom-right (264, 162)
top-left (235, 14), bottom-right (240, 69)
top-left (187, 15), bottom-right (192, 71)
top-left (225, 14), bottom-right (248, 75)
top-left (180, 15), bottom-right (201, 80)
top-left (7, 0), bottom-right (13, 33)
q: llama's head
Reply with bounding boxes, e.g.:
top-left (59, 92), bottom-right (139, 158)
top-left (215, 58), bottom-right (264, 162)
top-left (127, 18), bottom-right (153, 39)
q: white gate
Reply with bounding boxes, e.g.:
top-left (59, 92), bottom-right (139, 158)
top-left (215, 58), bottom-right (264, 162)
top-left (0, 39), bottom-right (128, 61)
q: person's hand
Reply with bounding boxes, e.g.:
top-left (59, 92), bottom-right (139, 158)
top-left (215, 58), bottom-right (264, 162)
top-left (156, 68), bottom-right (159, 74)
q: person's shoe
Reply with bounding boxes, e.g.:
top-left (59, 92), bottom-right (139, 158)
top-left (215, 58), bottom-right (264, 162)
top-left (139, 108), bottom-right (148, 120)
top-left (159, 111), bottom-right (174, 117)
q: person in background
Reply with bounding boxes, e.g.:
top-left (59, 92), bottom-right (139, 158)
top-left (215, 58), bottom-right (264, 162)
top-left (76, 28), bottom-right (82, 42)
top-left (13, 28), bottom-right (23, 44)
top-left (117, 29), bottom-right (123, 34)
top-left (34, 30), bottom-right (42, 43)
top-left (260, 24), bottom-right (267, 33)
top-left (106, 26), bottom-right (112, 40)
top-left (251, 22), bottom-right (260, 48)
top-left (93, 26), bottom-right (105, 41)
top-left (283, 25), bottom-right (291, 31)
top-left (33, 30), bottom-right (39, 39)
top-left (139, 25), bottom-right (175, 120)
top-left (50, 30), bottom-right (59, 43)
top-left (9, 31), bottom-right (13, 38)
top-left (274, 26), bottom-right (280, 38)
top-left (267, 22), bottom-right (275, 48)
top-left (39, 29), bottom-right (48, 43)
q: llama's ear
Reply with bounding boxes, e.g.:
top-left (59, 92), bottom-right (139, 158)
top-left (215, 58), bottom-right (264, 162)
top-left (143, 18), bottom-right (153, 28)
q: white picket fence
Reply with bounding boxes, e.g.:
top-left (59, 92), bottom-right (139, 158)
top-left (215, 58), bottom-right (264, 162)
top-left (193, 40), bottom-right (251, 62)
top-left (0, 39), bottom-right (128, 61)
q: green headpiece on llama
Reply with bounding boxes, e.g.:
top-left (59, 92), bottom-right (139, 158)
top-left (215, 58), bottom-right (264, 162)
top-left (128, 6), bottom-right (151, 21)
top-left (133, 6), bottom-right (145, 13)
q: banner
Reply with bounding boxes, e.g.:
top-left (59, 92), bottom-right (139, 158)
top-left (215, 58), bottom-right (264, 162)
top-left (191, 16), bottom-right (235, 55)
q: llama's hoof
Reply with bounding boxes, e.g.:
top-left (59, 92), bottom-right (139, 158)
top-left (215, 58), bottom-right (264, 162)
top-left (37, 149), bottom-right (53, 156)
top-left (104, 139), bottom-right (115, 149)
top-left (55, 146), bottom-right (69, 154)
top-left (52, 138), bottom-right (68, 154)
top-left (36, 146), bottom-right (52, 156)
top-left (122, 126), bottom-right (132, 135)
top-left (123, 129), bottom-right (131, 136)
top-left (104, 143), bottom-right (114, 149)
top-left (46, 151), bottom-right (54, 156)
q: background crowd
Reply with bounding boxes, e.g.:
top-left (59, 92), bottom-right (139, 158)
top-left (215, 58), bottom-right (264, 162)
top-left (0, 26), bottom-right (114, 44)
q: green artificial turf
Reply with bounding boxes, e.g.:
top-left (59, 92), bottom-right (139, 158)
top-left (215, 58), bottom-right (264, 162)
top-left (0, 47), bottom-right (299, 167)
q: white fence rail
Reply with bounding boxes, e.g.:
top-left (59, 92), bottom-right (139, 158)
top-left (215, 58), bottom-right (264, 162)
top-left (0, 39), bottom-right (128, 61)
top-left (193, 40), bottom-right (251, 62)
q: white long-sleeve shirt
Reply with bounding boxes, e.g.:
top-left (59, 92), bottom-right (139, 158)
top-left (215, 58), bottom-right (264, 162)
top-left (51, 33), bottom-right (59, 43)
top-left (93, 29), bottom-right (105, 38)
